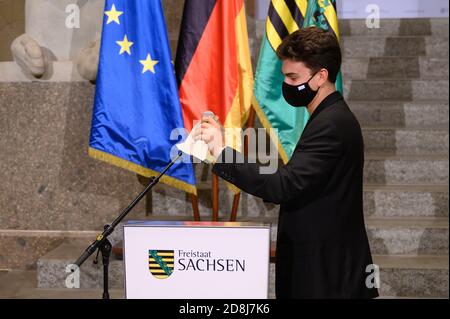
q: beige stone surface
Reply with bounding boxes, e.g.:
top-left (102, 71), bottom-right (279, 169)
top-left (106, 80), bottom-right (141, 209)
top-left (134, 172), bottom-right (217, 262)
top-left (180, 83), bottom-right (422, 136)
top-left (0, 82), bottom-right (156, 232)
top-left (0, 0), bottom-right (25, 61)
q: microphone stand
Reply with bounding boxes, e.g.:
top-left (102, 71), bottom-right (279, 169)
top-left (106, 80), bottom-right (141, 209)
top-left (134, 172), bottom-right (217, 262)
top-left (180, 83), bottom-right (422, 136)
top-left (72, 151), bottom-right (184, 299)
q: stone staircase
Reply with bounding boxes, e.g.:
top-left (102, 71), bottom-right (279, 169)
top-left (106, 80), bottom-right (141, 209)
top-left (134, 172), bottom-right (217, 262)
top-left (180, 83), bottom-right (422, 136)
top-left (1, 18), bottom-right (448, 299)
top-left (340, 18), bottom-right (449, 298)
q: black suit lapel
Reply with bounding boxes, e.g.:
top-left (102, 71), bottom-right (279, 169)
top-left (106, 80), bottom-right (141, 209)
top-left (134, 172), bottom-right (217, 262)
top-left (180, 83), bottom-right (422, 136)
top-left (303, 91), bottom-right (343, 133)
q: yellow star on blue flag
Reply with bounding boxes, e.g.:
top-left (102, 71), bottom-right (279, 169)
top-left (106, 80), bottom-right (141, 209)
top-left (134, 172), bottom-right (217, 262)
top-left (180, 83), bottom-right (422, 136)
top-left (140, 54), bottom-right (159, 74)
top-left (105, 4), bottom-right (123, 25)
top-left (116, 35), bottom-right (134, 55)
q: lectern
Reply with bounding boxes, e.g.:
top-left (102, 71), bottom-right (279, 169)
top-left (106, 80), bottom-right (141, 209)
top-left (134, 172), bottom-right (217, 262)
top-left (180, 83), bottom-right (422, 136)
top-left (123, 221), bottom-right (271, 299)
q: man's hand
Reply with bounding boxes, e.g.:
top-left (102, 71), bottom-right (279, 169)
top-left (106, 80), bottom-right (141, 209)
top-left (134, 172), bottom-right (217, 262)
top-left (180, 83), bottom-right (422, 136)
top-left (193, 112), bottom-right (225, 159)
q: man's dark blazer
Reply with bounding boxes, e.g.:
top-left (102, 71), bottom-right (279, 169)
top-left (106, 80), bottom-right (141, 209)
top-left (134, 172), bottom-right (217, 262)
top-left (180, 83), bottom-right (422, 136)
top-left (212, 91), bottom-right (379, 299)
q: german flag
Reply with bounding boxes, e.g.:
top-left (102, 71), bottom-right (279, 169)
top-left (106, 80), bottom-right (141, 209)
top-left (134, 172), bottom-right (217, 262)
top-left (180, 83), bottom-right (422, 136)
top-left (175, 0), bottom-right (254, 152)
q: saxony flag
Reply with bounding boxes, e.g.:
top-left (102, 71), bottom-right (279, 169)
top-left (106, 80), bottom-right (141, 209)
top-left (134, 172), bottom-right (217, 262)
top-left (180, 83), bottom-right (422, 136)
top-left (253, 0), bottom-right (343, 163)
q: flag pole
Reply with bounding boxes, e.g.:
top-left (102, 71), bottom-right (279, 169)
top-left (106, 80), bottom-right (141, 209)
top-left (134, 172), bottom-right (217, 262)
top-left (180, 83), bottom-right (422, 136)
top-left (229, 106), bottom-right (256, 222)
top-left (190, 193), bottom-right (201, 221)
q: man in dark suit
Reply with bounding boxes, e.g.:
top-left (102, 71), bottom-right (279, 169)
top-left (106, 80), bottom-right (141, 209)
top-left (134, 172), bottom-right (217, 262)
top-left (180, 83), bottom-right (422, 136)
top-left (195, 27), bottom-right (379, 299)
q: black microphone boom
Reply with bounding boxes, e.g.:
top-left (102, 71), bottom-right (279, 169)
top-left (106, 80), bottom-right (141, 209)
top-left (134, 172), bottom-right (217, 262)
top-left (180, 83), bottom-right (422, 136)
top-left (72, 151), bottom-right (184, 298)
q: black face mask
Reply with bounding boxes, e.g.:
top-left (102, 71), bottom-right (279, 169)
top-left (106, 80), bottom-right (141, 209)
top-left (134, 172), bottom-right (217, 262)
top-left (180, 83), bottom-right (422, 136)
top-left (282, 73), bottom-right (319, 108)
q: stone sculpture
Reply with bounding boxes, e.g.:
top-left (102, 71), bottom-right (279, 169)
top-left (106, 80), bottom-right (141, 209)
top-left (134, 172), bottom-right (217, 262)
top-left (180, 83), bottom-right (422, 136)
top-left (10, 0), bottom-right (104, 81)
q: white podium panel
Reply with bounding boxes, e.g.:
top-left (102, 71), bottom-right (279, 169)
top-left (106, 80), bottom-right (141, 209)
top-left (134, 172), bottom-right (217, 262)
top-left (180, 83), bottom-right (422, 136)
top-left (123, 221), bottom-right (271, 299)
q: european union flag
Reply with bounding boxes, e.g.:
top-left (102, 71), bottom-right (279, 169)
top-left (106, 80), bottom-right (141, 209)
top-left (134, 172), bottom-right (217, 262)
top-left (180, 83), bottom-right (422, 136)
top-left (89, 0), bottom-right (196, 194)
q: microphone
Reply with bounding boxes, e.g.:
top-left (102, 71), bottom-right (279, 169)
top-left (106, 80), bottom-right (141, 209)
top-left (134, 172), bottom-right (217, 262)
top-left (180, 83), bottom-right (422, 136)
top-left (176, 110), bottom-right (220, 162)
top-left (202, 111), bottom-right (219, 123)
top-left (202, 110), bottom-right (215, 119)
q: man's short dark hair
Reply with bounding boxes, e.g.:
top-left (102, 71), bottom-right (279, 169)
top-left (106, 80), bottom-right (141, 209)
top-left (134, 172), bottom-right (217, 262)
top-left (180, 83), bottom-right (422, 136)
top-left (276, 27), bottom-right (342, 83)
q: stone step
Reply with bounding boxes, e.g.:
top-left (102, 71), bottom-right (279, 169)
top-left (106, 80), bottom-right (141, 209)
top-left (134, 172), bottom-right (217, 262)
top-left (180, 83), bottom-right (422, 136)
top-left (342, 57), bottom-right (449, 80)
top-left (3, 262), bottom-right (449, 299)
top-left (3, 183), bottom-right (448, 271)
top-left (339, 18), bottom-right (449, 37)
top-left (269, 255), bottom-right (449, 299)
top-left (252, 18), bottom-right (449, 48)
top-left (39, 215), bottom-right (448, 259)
top-left (371, 255), bottom-right (449, 298)
top-left (37, 240), bottom-right (449, 298)
top-left (366, 217), bottom-right (449, 256)
top-left (239, 216), bottom-right (449, 256)
top-left (341, 36), bottom-right (448, 58)
top-left (195, 155), bottom-right (449, 186)
top-left (194, 183), bottom-right (449, 219)
top-left (364, 154), bottom-right (449, 185)
top-left (147, 180), bottom-right (281, 220)
top-left (344, 79), bottom-right (449, 101)
top-left (272, 255), bottom-right (449, 299)
top-left (349, 101), bottom-right (449, 127)
top-left (194, 184), bottom-right (280, 219)
top-left (363, 185), bottom-right (449, 218)
top-left (0, 229), bottom-right (98, 270)
top-left (362, 126), bottom-right (449, 155)
top-left (154, 180), bottom-right (450, 220)
top-left (37, 243), bottom-right (124, 290)
top-left (196, 153), bottom-right (449, 185)
top-left (0, 270), bottom-right (124, 299)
